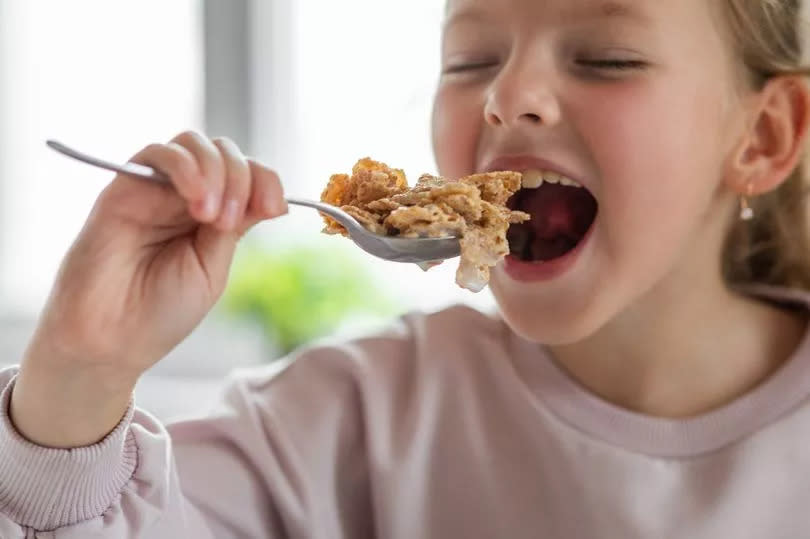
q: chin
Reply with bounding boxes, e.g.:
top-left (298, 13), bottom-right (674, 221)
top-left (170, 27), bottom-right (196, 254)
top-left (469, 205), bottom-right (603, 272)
top-left (489, 268), bottom-right (617, 346)
top-left (497, 302), bottom-right (605, 346)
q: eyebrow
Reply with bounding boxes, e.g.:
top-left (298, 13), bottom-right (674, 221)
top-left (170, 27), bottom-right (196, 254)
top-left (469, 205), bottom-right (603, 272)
top-left (442, 7), bottom-right (487, 33)
top-left (586, 1), bottom-right (650, 23)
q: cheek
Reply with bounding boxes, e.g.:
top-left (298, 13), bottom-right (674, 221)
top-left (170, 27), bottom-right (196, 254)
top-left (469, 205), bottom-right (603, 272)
top-left (570, 81), bottom-right (733, 292)
top-left (432, 84), bottom-right (482, 178)
top-left (578, 82), bottom-right (727, 224)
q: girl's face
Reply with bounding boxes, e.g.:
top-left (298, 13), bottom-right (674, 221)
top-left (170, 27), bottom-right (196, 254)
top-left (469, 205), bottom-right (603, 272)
top-left (433, 0), bottom-right (747, 343)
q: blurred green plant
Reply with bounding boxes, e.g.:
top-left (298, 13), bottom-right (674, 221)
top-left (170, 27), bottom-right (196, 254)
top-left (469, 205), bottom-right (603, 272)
top-left (220, 241), bottom-right (399, 356)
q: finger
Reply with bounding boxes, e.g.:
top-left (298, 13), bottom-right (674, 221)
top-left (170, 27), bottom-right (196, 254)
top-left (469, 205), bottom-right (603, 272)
top-left (170, 131), bottom-right (226, 221)
top-left (129, 143), bottom-right (209, 219)
top-left (240, 159), bottom-right (288, 234)
top-left (247, 159), bottom-right (287, 217)
top-left (211, 137), bottom-right (251, 232)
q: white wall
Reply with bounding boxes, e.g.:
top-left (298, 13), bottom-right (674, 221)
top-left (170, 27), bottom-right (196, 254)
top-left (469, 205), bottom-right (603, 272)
top-left (0, 0), bottom-right (203, 314)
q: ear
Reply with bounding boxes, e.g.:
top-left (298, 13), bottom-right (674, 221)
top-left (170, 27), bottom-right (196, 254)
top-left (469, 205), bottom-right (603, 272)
top-left (726, 76), bottom-right (810, 196)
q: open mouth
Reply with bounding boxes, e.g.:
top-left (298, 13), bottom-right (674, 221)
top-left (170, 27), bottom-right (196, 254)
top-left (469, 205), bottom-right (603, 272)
top-left (506, 169), bottom-right (598, 262)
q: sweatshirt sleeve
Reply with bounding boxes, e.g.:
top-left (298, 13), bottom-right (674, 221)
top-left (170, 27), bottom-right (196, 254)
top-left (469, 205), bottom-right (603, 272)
top-left (0, 342), bottom-right (378, 538)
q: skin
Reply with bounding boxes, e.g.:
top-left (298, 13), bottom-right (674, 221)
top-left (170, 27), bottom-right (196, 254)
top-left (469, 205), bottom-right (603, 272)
top-left (434, 0), bottom-right (810, 417)
top-left (8, 0), bottom-right (810, 448)
top-left (11, 133), bottom-right (288, 447)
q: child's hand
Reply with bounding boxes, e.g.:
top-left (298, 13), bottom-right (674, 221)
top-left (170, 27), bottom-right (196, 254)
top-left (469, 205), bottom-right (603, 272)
top-left (10, 131), bottom-right (287, 447)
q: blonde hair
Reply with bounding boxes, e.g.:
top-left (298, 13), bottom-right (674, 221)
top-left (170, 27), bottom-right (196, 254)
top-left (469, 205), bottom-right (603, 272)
top-left (722, 0), bottom-right (810, 288)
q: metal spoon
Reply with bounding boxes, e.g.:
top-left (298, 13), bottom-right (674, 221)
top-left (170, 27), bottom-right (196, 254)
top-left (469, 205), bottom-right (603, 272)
top-left (45, 140), bottom-right (461, 264)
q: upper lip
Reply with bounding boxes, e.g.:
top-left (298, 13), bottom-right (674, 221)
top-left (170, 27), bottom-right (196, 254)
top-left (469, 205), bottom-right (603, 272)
top-left (480, 155), bottom-right (591, 192)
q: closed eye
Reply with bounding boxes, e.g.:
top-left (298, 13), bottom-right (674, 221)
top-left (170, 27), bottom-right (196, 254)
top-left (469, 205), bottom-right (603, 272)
top-left (576, 59), bottom-right (648, 71)
top-left (442, 61), bottom-right (500, 75)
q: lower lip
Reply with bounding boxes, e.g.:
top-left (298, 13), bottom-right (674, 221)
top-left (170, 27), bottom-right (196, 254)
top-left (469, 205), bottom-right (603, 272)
top-left (502, 222), bottom-right (595, 283)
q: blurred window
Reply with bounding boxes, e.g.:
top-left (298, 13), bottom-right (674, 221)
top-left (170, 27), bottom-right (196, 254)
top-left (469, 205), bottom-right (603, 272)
top-left (255, 0), bottom-right (497, 314)
top-left (0, 0), bottom-right (495, 318)
top-left (0, 0), bottom-right (203, 313)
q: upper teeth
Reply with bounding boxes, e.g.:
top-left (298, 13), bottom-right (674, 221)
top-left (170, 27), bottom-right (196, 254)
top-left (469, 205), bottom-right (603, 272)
top-left (521, 169), bottom-right (582, 189)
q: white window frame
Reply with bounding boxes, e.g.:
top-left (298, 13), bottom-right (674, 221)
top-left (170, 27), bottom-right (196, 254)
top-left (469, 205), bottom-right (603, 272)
top-left (203, 0), bottom-right (297, 172)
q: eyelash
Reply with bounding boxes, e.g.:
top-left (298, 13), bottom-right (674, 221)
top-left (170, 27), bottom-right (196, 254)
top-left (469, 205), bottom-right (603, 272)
top-left (442, 58), bottom-right (648, 76)
top-left (442, 61), bottom-right (499, 75)
top-left (576, 59), bottom-right (648, 71)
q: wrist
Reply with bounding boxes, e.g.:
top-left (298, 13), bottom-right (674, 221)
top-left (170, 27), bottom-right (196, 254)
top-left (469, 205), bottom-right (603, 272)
top-left (9, 344), bottom-right (137, 448)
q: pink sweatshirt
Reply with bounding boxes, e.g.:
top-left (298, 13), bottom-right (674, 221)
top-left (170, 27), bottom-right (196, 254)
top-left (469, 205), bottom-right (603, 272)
top-left (2, 287), bottom-right (810, 538)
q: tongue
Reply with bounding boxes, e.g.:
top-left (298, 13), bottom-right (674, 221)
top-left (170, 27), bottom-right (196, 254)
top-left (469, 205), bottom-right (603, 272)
top-left (531, 234), bottom-right (579, 261)
top-left (508, 184), bottom-right (597, 261)
top-left (522, 183), bottom-right (593, 239)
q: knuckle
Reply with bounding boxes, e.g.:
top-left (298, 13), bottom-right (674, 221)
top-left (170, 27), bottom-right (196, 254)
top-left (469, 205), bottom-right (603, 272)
top-left (141, 143), bottom-right (164, 155)
top-left (249, 160), bottom-right (280, 181)
top-left (163, 143), bottom-right (198, 179)
top-left (261, 165), bottom-right (280, 180)
top-left (212, 135), bottom-right (236, 148)
top-left (171, 129), bottom-right (206, 147)
top-left (215, 138), bottom-right (248, 169)
top-left (135, 143), bottom-right (196, 183)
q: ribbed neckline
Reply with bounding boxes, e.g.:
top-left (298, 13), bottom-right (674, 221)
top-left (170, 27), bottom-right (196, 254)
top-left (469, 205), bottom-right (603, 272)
top-left (510, 286), bottom-right (810, 458)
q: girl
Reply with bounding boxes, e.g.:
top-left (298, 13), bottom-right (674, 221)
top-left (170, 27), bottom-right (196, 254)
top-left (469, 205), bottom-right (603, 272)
top-left (3, 0), bottom-right (810, 537)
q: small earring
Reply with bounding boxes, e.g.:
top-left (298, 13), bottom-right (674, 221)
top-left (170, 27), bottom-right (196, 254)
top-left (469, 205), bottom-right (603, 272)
top-left (740, 184), bottom-right (755, 221)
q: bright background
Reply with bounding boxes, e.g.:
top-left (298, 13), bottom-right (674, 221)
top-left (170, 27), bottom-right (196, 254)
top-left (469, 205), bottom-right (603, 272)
top-left (0, 1), bottom-right (498, 419)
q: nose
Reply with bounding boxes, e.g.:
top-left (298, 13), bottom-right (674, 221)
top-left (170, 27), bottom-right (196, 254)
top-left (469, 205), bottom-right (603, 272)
top-left (484, 58), bottom-right (561, 128)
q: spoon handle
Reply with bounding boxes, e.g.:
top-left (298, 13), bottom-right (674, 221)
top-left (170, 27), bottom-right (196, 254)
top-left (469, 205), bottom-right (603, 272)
top-left (46, 140), bottom-right (168, 184)
top-left (45, 139), bottom-right (349, 226)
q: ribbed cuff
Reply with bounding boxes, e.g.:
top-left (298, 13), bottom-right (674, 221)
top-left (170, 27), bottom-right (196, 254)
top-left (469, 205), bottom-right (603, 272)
top-left (0, 372), bottom-right (138, 531)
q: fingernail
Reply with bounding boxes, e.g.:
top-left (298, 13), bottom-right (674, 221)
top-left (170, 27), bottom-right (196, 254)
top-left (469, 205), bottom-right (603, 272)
top-left (224, 199), bottom-right (240, 228)
top-left (202, 193), bottom-right (219, 220)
